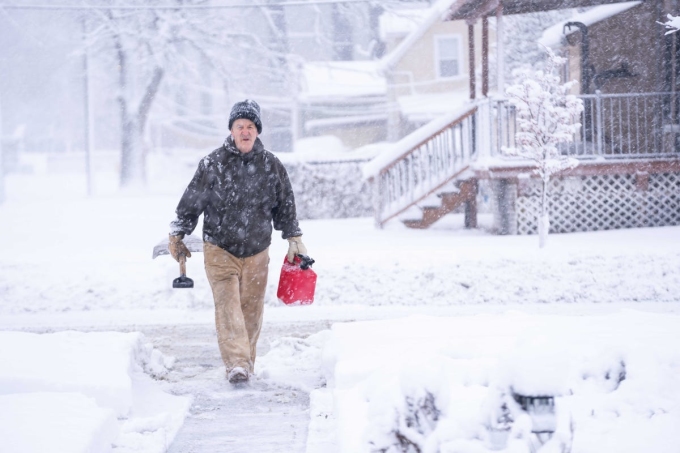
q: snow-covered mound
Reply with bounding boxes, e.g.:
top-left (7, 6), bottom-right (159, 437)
top-left (0, 331), bottom-right (190, 453)
top-left (263, 312), bottom-right (680, 453)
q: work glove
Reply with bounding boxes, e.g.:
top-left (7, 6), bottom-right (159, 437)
top-left (286, 236), bottom-right (308, 263)
top-left (168, 234), bottom-right (192, 262)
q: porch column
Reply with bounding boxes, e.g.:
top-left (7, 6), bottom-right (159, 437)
top-left (464, 179), bottom-right (478, 228)
top-left (496, 5), bottom-right (504, 94)
top-left (482, 15), bottom-right (489, 97)
top-left (468, 22), bottom-right (476, 100)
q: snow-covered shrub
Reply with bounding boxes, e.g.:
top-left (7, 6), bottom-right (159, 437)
top-left (503, 48), bottom-right (583, 248)
top-left (369, 391), bottom-right (441, 453)
top-left (283, 160), bottom-right (373, 219)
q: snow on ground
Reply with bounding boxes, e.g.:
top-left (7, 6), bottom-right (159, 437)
top-left (0, 330), bottom-right (190, 453)
top-left (1, 192), bottom-right (678, 318)
top-left (1, 167), bottom-right (680, 452)
top-left (0, 392), bottom-right (118, 453)
top-left (291, 312), bottom-right (680, 453)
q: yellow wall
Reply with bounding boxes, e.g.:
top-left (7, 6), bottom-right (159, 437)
top-left (387, 18), bottom-right (494, 98)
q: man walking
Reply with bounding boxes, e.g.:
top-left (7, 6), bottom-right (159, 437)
top-left (168, 99), bottom-right (308, 384)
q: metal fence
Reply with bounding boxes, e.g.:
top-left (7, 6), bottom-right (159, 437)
top-left (490, 91), bottom-right (680, 159)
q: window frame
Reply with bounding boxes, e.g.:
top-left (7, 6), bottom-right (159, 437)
top-left (434, 34), bottom-right (464, 80)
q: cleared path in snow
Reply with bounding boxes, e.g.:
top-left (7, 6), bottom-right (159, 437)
top-left (12, 320), bottom-right (331, 453)
top-left (147, 321), bottom-right (330, 453)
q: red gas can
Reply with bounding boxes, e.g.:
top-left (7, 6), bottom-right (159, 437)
top-left (277, 254), bottom-right (317, 305)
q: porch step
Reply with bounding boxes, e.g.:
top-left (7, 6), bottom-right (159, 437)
top-left (402, 179), bottom-right (478, 229)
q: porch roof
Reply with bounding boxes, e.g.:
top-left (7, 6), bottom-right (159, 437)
top-left (446, 0), bottom-right (637, 21)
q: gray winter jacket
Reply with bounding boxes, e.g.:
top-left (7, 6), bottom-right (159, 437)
top-left (170, 137), bottom-right (302, 258)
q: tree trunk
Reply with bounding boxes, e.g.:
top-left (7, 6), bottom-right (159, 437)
top-left (119, 67), bottom-right (164, 188)
top-left (120, 116), bottom-right (146, 187)
top-left (538, 176), bottom-right (549, 248)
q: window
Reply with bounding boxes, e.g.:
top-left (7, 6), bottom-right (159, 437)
top-left (435, 35), bottom-right (461, 78)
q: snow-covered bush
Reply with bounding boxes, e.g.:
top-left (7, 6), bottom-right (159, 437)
top-left (369, 391), bottom-right (441, 453)
top-left (283, 160), bottom-right (373, 220)
top-left (503, 48), bottom-right (583, 247)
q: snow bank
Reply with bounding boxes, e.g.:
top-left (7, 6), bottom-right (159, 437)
top-left (304, 312), bottom-right (680, 453)
top-left (256, 330), bottom-right (331, 392)
top-left (0, 392), bottom-right (118, 453)
top-left (0, 331), bottom-right (170, 416)
top-left (0, 331), bottom-right (190, 453)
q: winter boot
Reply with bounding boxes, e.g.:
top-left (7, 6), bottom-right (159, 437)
top-left (228, 366), bottom-right (249, 384)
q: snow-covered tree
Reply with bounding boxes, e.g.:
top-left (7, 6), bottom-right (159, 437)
top-left (84, 1), bottom-right (298, 187)
top-left (83, 2), bottom-right (235, 186)
top-left (503, 48), bottom-right (583, 248)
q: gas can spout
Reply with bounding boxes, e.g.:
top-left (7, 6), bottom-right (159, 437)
top-left (297, 254), bottom-right (315, 270)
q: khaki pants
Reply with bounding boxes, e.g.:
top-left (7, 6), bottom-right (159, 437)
top-left (203, 242), bottom-right (269, 374)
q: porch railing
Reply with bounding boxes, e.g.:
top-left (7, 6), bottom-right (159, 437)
top-left (366, 92), bottom-right (680, 228)
top-left (365, 106), bottom-right (478, 227)
top-left (491, 91), bottom-right (680, 158)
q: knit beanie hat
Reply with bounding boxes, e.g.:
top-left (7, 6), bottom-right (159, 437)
top-left (228, 99), bottom-right (262, 133)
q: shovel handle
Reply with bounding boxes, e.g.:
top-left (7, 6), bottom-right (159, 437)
top-left (179, 254), bottom-right (187, 277)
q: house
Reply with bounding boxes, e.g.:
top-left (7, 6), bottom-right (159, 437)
top-left (297, 0), bottom-right (492, 149)
top-left (538, 2), bottom-right (680, 155)
top-left (364, 0), bottom-right (680, 235)
top-left (540, 1), bottom-right (659, 96)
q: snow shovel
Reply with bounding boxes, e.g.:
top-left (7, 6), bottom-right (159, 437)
top-left (173, 254), bottom-right (193, 289)
top-left (152, 234), bottom-right (204, 289)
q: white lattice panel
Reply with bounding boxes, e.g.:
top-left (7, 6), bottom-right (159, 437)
top-left (516, 173), bottom-right (680, 235)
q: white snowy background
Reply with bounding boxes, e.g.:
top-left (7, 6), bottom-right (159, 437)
top-left (1, 3), bottom-right (679, 451)
top-left (0, 153), bottom-right (679, 452)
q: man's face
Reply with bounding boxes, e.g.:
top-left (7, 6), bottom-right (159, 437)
top-left (231, 118), bottom-right (258, 153)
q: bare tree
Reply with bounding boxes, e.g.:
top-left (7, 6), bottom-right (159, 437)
top-left (503, 48), bottom-right (583, 248)
top-left (84, 0), bottom-right (277, 187)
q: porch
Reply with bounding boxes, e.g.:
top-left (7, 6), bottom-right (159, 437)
top-left (364, 92), bottom-right (680, 234)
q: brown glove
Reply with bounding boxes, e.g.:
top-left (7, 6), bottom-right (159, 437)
top-left (168, 234), bottom-right (192, 262)
top-left (286, 236), bottom-right (307, 263)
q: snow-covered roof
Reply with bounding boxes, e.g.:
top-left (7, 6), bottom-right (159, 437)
top-left (378, 0), bottom-right (458, 75)
top-left (539, 1), bottom-right (641, 48)
top-left (379, 7), bottom-right (431, 41)
top-left (300, 61), bottom-right (386, 101)
top-left (300, 0), bottom-right (459, 100)
top-left (398, 91), bottom-right (469, 123)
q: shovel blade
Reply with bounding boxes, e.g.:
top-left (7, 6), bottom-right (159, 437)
top-left (152, 234), bottom-right (204, 259)
top-left (173, 276), bottom-right (194, 289)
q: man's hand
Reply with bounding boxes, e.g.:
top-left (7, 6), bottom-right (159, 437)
top-left (168, 234), bottom-right (192, 262)
top-left (286, 236), bottom-right (307, 263)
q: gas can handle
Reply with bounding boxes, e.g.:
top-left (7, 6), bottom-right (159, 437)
top-left (297, 254), bottom-right (315, 270)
